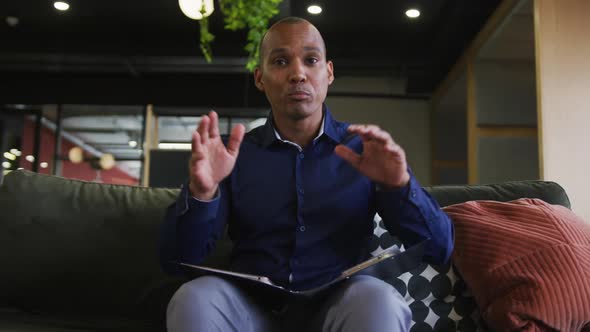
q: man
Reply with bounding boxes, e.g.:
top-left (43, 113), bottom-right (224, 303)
top-left (160, 17), bottom-right (454, 332)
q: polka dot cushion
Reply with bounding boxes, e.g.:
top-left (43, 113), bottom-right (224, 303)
top-left (370, 214), bottom-right (486, 332)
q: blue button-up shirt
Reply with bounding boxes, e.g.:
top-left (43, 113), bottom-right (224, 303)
top-left (160, 107), bottom-right (454, 291)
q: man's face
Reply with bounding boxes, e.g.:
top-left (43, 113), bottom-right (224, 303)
top-left (254, 22), bottom-right (334, 121)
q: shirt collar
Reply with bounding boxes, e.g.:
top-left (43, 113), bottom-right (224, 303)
top-left (273, 114), bottom-right (325, 143)
top-left (258, 104), bottom-right (348, 148)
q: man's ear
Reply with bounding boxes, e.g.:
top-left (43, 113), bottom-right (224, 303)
top-left (327, 60), bottom-right (335, 85)
top-left (254, 67), bottom-right (265, 92)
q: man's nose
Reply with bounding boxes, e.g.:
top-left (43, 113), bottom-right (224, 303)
top-left (288, 60), bottom-right (306, 83)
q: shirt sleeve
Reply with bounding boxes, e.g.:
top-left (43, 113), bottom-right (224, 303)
top-left (159, 180), bottom-right (230, 275)
top-left (375, 170), bottom-right (454, 265)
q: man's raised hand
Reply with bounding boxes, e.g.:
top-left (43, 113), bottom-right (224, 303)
top-left (188, 111), bottom-right (245, 200)
top-left (334, 124), bottom-right (410, 189)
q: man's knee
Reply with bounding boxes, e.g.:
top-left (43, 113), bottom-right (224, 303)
top-left (167, 276), bottom-right (275, 332)
top-left (347, 275), bottom-right (405, 301)
top-left (322, 275), bottom-right (411, 332)
top-left (170, 276), bottom-right (233, 307)
top-left (167, 276), bottom-right (239, 331)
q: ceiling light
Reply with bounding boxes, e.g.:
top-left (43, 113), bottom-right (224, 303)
top-left (99, 154), bottom-right (116, 170)
top-left (10, 149), bottom-right (21, 157)
top-left (6, 16), bottom-right (19, 27)
top-left (3, 152), bottom-right (16, 161)
top-left (405, 8), bottom-right (420, 18)
top-left (307, 5), bottom-right (322, 15)
top-left (68, 147), bottom-right (84, 164)
top-left (128, 140), bottom-right (138, 148)
top-left (2, 161), bottom-right (11, 169)
top-left (54, 1), bottom-right (70, 11)
top-left (179, 0), bottom-right (214, 20)
top-left (40, 162), bottom-right (49, 169)
top-left (25, 155), bottom-right (35, 162)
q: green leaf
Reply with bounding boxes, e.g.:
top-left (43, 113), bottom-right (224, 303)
top-left (197, 0), bottom-right (283, 70)
top-left (199, 17), bottom-right (214, 63)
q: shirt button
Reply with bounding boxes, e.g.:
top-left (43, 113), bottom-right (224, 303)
top-left (299, 153), bottom-right (304, 159)
top-left (298, 187), bottom-right (304, 194)
top-left (299, 226), bottom-right (306, 232)
top-left (411, 190), bottom-right (417, 198)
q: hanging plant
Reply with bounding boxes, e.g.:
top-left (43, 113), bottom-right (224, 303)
top-left (199, 16), bottom-right (215, 63)
top-left (199, 0), bottom-right (283, 71)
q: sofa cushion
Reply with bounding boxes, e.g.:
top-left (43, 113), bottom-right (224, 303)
top-left (0, 170), bottom-right (183, 320)
top-left (0, 310), bottom-right (161, 332)
top-left (425, 180), bottom-right (570, 209)
top-left (444, 198), bottom-right (590, 331)
top-left (371, 180), bottom-right (570, 332)
top-left (371, 216), bottom-right (484, 332)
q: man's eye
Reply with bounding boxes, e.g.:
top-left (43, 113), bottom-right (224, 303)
top-left (274, 59), bottom-right (287, 66)
top-left (307, 58), bottom-right (319, 64)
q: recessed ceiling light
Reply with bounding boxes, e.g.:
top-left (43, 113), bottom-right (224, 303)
top-left (40, 162), bottom-right (49, 169)
top-left (128, 140), bottom-right (138, 148)
top-left (307, 5), bottom-right (322, 15)
top-left (25, 155), bottom-right (35, 162)
top-left (6, 16), bottom-right (19, 27)
top-left (405, 8), bottom-right (420, 18)
top-left (54, 1), bottom-right (70, 11)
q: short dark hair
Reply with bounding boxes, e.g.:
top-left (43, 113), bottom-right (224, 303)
top-left (257, 17), bottom-right (327, 68)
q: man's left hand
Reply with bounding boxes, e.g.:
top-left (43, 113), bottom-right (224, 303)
top-left (335, 124), bottom-right (410, 189)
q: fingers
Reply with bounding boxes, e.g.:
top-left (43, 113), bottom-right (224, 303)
top-left (348, 124), bottom-right (392, 144)
top-left (190, 131), bottom-right (208, 164)
top-left (197, 111), bottom-right (222, 142)
top-left (334, 145), bottom-right (362, 169)
top-left (191, 131), bottom-right (200, 154)
top-left (197, 114), bottom-right (210, 144)
top-left (347, 124), bottom-right (406, 158)
top-left (209, 111), bottom-right (220, 139)
top-left (192, 112), bottom-right (244, 159)
top-left (227, 124), bottom-right (246, 157)
top-left (385, 142), bottom-right (405, 155)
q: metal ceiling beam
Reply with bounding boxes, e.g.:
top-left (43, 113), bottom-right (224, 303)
top-left (0, 52), bottom-right (432, 77)
top-left (61, 127), bottom-right (140, 133)
top-left (0, 53), bottom-right (251, 74)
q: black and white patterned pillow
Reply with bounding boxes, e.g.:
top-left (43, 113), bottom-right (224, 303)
top-left (370, 214), bottom-right (485, 332)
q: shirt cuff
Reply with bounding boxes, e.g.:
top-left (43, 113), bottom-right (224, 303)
top-left (375, 171), bottom-right (437, 222)
top-left (175, 183), bottom-right (220, 219)
top-left (374, 170), bottom-right (415, 203)
top-left (191, 188), bottom-right (220, 203)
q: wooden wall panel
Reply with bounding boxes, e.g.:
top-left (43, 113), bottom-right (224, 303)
top-left (535, 0), bottom-right (590, 221)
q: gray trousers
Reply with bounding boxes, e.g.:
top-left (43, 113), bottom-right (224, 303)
top-left (166, 275), bottom-right (411, 332)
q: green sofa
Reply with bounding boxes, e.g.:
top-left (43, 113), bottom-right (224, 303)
top-left (0, 170), bottom-right (570, 331)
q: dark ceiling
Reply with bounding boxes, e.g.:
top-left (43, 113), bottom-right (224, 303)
top-left (0, 0), bottom-right (500, 107)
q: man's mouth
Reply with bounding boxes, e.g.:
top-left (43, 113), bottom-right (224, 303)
top-left (287, 91), bottom-right (311, 101)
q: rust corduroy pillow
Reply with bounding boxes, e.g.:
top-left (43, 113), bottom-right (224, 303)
top-left (443, 198), bottom-right (590, 332)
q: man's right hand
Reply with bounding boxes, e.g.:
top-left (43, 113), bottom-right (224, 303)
top-left (188, 111), bottom-right (245, 200)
